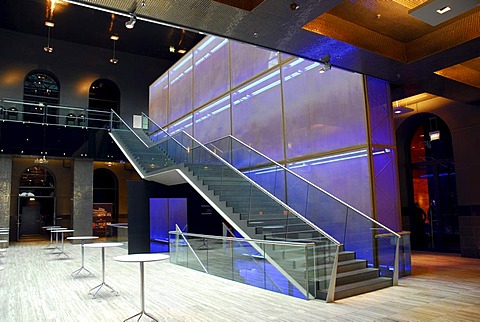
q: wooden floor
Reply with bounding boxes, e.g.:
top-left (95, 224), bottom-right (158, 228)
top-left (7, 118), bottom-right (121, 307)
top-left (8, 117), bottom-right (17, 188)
top-left (1, 241), bottom-right (480, 321)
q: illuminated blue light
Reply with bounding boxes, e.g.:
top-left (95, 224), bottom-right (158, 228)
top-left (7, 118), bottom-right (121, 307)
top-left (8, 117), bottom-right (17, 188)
top-left (237, 70), bottom-right (280, 94)
top-left (197, 36), bottom-right (217, 51)
top-left (251, 80), bottom-right (280, 96)
top-left (171, 54), bottom-right (192, 72)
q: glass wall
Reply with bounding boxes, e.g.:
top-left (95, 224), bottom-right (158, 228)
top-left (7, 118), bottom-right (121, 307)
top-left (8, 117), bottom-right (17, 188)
top-left (149, 35), bottom-right (400, 234)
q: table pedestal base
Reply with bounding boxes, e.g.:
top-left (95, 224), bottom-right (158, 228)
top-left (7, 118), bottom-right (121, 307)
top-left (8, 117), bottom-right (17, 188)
top-left (71, 266), bottom-right (93, 277)
top-left (88, 282), bottom-right (119, 299)
top-left (123, 310), bottom-right (158, 322)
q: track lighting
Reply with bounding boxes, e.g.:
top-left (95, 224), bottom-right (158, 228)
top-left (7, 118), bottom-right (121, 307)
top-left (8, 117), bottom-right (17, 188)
top-left (290, 1), bottom-right (299, 10)
top-left (125, 13), bottom-right (136, 29)
top-left (319, 54), bottom-right (331, 73)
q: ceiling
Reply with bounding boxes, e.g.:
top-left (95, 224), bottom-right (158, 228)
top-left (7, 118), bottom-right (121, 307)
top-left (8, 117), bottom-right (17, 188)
top-left (1, 0), bottom-right (479, 105)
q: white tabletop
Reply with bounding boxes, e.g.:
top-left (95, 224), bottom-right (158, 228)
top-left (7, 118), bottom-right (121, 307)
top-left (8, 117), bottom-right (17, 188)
top-left (48, 227), bottom-right (67, 231)
top-left (52, 229), bottom-right (74, 233)
top-left (114, 253), bottom-right (170, 263)
top-left (67, 236), bottom-right (99, 241)
top-left (42, 226), bottom-right (61, 229)
top-left (83, 242), bottom-right (124, 249)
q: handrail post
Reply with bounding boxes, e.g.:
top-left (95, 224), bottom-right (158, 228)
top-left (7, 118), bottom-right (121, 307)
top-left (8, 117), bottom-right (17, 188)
top-left (393, 235), bottom-right (400, 286)
top-left (326, 244), bottom-right (340, 303)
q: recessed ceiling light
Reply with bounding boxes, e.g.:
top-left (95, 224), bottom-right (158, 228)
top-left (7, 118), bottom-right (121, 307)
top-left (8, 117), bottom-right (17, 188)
top-left (169, 46), bottom-right (175, 53)
top-left (110, 35), bottom-right (119, 41)
top-left (436, 6), bottom-right (451, 14)
top-left (177, 49), bottom-right (186, 54)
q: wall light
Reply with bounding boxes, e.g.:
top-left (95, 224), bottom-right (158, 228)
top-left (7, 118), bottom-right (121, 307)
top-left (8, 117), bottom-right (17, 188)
top-left (319, 54), bottom-right (331, 73)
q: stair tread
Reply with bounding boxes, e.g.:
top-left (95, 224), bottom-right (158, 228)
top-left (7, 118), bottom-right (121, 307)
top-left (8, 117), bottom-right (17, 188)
top-left (334, 277), bottom-right (391, 292)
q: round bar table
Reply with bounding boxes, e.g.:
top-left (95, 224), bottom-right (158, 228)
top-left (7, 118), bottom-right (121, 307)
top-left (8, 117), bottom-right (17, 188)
top-left (114, 253), bottom-right (170, 322)
top-left (42, 225), bottom-right (61, 249)
top-left (51, 229), bottom-right (74, 258)
top-left (47, 227), bottom-right (67, 252)
top-left (83, 242), bottom-right (124, 298)
top-left (0, 240), bottom-right (8, 271)
top-left (66, 236), bottom-right (99, 277)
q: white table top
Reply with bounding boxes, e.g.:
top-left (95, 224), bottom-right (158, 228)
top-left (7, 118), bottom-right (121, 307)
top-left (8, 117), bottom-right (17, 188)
top-left (52, 229), bottom-right (75, 233)
top-left (114, 253), bottom-right (170, 263)
top-left (48, 227), bottom-right (67, 231)
top-left (83, 242), bottom-right (124, 249)
top-left (43, 225), bottom-right (61, 229)
top-left (67, 236), bottom-right (99, 241)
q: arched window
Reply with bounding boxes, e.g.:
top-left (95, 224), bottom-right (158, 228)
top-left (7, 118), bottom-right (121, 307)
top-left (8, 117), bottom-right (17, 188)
top-left (24, 70), bottom-right (60, 103)
top-left (23, 70), bottom-right (60, 123)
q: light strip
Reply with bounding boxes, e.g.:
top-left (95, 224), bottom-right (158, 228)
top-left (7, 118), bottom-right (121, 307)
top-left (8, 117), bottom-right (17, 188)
top-left (237, 70), bottom-right (280, 94)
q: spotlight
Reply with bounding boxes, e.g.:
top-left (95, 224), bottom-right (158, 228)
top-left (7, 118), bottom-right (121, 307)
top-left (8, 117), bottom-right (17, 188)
top-left (319, 54), bottom-right (331, 73)
top-left (290, 2), bottom-right (299, 10)
top-left (125, 14), bottom-right (136, 29)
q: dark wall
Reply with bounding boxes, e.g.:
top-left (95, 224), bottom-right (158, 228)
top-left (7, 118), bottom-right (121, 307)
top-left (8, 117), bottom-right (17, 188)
top-left (0, 28), bottom-right (171, 124)
top-left (127, 180), bottom-right (223, 254)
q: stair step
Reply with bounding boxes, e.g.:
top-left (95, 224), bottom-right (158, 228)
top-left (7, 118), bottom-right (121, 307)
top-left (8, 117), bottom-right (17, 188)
top-left (337, 259), bottom-right (367, 273)
top-left (332, 277), bottom-right (392, 300)
top-left (335, 268), bottom-right (380, 286)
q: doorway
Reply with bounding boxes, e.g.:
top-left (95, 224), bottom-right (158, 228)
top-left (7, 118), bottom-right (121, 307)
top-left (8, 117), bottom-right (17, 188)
top-left (400, 113), bottom-right (459, 252)
top-left (18, 166), bottom-right (56, 241)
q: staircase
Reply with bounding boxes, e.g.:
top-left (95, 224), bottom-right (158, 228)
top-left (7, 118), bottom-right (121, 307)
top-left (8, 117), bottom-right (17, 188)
top-left (109, 112), bottom-right (399, 301)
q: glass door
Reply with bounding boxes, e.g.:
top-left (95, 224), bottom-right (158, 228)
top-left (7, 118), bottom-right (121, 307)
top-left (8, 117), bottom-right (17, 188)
top-left (411, 162), bottom-right (459, 252)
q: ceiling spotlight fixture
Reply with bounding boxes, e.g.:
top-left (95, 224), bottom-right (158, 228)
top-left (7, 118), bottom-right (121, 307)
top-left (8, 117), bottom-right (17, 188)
top-left (290, 1), bottom-right (299, 10)
top-left (169, 46), bottom-right (175, 53)
top-left (319, 54), bottom-right (331, 73)
top-left (109, 37), bottom-right (119, 64)
top-left (141, 0), bottom-right (146, 7)
top-left (125, 13), bottom-right (137, 29)
top-left (436, 6), bottom-right (451, 15)
top-left (43, 24), bottom-right (54, 53)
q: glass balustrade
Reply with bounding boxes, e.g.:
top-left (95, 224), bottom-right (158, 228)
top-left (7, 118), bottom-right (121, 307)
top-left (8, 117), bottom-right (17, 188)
top-left (110, 111), bottom-right (340, 299)
top-left (201, 135), bottom-right (400, 283)
top-left (1, 98), bottom-right (112, 129)
top-left (169, 231), bottom-right (320, 299)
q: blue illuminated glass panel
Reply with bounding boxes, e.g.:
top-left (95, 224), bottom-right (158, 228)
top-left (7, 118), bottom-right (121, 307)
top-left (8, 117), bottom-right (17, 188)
top-left (367, 76), bottom-right (394, 146)
top-left (232, 70), bottom-right (284, 160)
top-left (193, 95), bottom-right (231, 143)
top-left (282, 59), bottom-right (367, 159)
top-left (194, 37), bottom-right (230, 109)
top-left (169, 54), bottom-right (193, 123)
top-left (168, 115), bottom-right (193, 136)
top-left (230, 40), bottom-right (279, 88)
top-left (150, 198), bottom-right (187, 244)
top-left (149, 74), bottom-right (168, 127)
top-left (287, 150), bottom-right (372, 216)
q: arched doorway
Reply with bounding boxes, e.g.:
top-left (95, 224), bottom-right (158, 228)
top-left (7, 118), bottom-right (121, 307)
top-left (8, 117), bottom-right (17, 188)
top-left (93, 168), bottom-right (118, 236)
top-left (397, 113), bottom-right (459, 252)
top-left (23, 70), bottom-right (60, 123)
top-left (18, 166), bottom-right (56, 240)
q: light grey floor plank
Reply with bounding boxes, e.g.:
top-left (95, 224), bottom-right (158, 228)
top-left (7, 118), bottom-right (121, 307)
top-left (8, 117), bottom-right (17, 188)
top-left (1, 242), bottom-right (480, 321)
